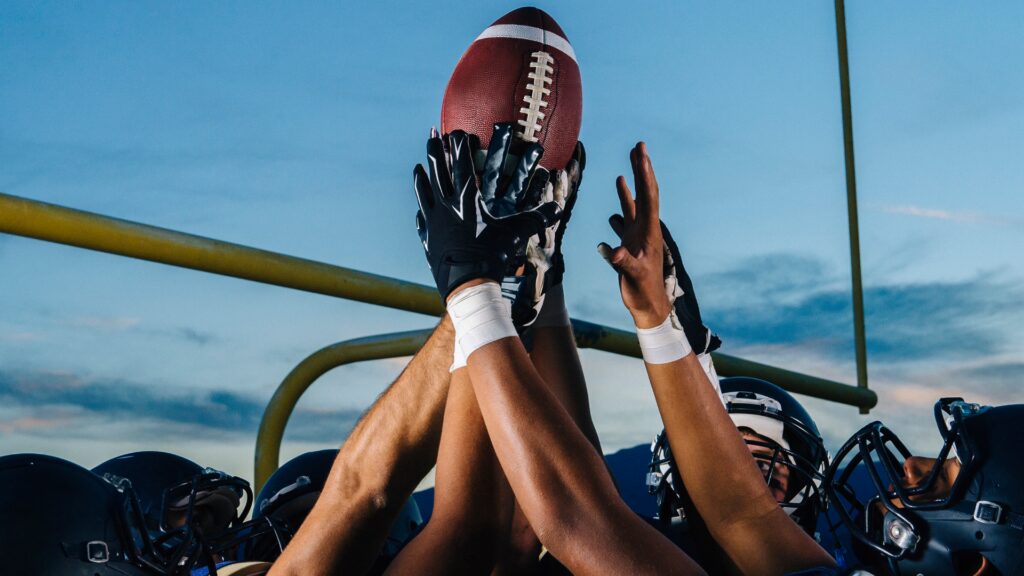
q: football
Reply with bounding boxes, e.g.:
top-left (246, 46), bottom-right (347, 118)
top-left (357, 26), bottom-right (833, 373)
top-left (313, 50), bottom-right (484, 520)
top-left (441, 7), bottom-right (582, 171)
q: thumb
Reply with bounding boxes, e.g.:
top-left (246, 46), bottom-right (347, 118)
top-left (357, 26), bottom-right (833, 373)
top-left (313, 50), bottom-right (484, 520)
top-left (597, 242), bottom-right (633, 272)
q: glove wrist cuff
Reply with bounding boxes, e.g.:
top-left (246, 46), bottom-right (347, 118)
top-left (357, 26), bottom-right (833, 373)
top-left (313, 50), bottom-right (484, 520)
top-left (636, 312), bottom-right (692, 364)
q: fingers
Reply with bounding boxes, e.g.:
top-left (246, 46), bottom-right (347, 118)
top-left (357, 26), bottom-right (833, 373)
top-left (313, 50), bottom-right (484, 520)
top-left (498, 200), bottom-right (562, 241)
top-left (447, 131), bottom-right (480, 203)
top-left (509, 142), bottom-right (544, 200)
top-left (481, 123), bottom-right (514, 203)
top-left (415, 210), bottom-right (428, 248)
top-left (551, 169), bottom-right (569, 207)
top-left (615, 176), bottom-right (637, 225)
top-left (597, 242), bottom-right (616, 265)
top-left (608, 214), bottom-right (625, 239)
top-left (573, 140), bottom-right (586, 174)
top-left (529, 200), bottom-right (563, 230)
top-left (413, 164), bottom-right (433, 213)
top-left (596, 242), bottom-right (633, 272)
top-left (519, 167), bottom-right (550, 212)
top-left (426, 134), bottom-right (454, 201)
top-left (632, 142), bottom-right (661, 231)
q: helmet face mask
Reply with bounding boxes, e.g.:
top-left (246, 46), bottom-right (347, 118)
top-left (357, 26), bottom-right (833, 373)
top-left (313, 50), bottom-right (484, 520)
top-left (0, 453), bottom-right (168, 576)
top-left (93, 452), bottom-right (289, 575)
top-left (825, 398), bottom-right (1024, 576)
top-left (648, 377), bottom-right (829, 537)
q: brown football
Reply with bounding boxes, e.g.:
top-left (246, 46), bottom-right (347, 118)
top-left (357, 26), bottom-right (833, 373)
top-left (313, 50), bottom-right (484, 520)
top-left (441, 7), bottom-right (582, 171)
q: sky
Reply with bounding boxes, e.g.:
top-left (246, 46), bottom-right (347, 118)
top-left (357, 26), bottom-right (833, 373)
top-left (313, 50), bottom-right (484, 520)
top-left (1, 1), bottom-right (1022, 493)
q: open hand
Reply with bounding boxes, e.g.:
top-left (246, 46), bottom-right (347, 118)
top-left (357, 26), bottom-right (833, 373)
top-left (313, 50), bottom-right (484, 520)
top-left (597, 142), bottom-right (672, 328)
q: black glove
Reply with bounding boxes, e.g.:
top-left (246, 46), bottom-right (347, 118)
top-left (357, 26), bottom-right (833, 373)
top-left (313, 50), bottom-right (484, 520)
top-left (414, 128), bottom-right (561, 301)
top-left (660, 221), bottom-right (721, 354)
top-left (606, 215), bottom-right (722, 354)
top-left (507, 141), bottom-right (586, 328)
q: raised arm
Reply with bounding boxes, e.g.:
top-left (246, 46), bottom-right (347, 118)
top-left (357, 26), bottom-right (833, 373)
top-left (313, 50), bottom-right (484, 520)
top-left (410, 132), bottom-right (703, 575)
top-left (599, 142), bottom-right (835, 575)
top-left (493, 145), bottom-right (610, 575)
top-left (269, 316), bottom-right (453, 576)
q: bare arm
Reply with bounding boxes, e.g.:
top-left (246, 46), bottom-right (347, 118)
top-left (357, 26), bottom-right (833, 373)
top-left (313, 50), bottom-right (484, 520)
top-left (604, 143), bottom-right (834, 575)
top-left (494, 294), bottom-right (609, 576)
top-left (529, 321), bottom-right (602, 454)
top-left (461, 294), bottom-right (703, 576)
top-left (269, 317), bottom-right (454, 576)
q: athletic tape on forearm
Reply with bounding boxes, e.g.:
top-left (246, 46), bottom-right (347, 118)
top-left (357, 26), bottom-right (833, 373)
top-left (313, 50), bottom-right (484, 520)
top-left (532, 284), bottom-right (571, 328)
top-left (636, 312), bottom-right (692, 364)
top-left (447, 282), bottom-right (518, 371)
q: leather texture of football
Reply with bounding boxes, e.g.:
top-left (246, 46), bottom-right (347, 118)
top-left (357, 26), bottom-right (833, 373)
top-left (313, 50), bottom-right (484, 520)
top-left (442, 7), bottom-right (582, 171)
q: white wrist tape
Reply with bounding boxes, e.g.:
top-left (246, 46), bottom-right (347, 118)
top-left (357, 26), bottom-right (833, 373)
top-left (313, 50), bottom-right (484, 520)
top-left (532, 284), bottom-right (571, 328)
top-left (636, 312), bottom-right (692, 364)
top-left (447, 282), bottom-right (517, 371)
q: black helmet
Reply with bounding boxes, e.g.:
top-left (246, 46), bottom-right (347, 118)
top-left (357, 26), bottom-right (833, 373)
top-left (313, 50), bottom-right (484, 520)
top-left (253, 449), bottom-right (337, 529)
top-left (93, 451), bottom-right (285, 574)
top-left (0, 453), bottom-right (162, 575)
top-left (238, 449), bottom-right (337, 561)
top-left (243, 449), bottom-right (423, 562)
top-left (649, 377), bottom-right (828, 536)
top-left (826, 398), bottom-right (1024, 575)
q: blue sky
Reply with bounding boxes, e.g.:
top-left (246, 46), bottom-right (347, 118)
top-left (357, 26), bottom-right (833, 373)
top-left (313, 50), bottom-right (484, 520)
top-left (2, 2), bottom-right (1022, 489)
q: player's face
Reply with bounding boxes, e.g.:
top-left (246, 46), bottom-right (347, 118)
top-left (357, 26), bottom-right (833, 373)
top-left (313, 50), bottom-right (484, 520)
top-left (898, 456), bottom-right (961, 504)
top-left (740, 430), bottom-right (790, 502)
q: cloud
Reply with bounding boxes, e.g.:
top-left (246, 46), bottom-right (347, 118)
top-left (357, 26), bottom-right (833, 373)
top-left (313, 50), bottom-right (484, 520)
top-left (62, 315), bottom-right (217, 346)
top-left (700, 254), bottom-right (1022, 362)
top-left (0, 369), bottom-right (362, 443)
top-left (880, 204), bottom-right (983, 223)
top-left (877, 204), bottom-right (1023, 230)
top-left (175, 327), bottom-right (215, 345)
top-left (69, 316), bottom-right (142, 331)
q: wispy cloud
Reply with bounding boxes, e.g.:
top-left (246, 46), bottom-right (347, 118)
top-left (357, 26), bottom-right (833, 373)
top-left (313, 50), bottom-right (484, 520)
top-left (878, 204), bottom-right (1023, 230)
top-left (881, 204), bottom-right (983, 223)
top-left (0, 369), bottom-right (363, 443)
top-left (700, 254), bottom-right (1022, 363)
top-left (61, 316), bottom-right (217, 346)
top-left (68, 316), bottom-right (142, 331)
top-left (174, 327), bottom-right (216, 346)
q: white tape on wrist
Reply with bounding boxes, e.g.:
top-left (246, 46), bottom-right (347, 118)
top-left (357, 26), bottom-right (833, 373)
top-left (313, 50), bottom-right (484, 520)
top-left (532, 284), bottom-right (570, 328)
top-left (447, 282), bottom-right (517, 370)
top-left (636, 312), bottom-right (692, 364)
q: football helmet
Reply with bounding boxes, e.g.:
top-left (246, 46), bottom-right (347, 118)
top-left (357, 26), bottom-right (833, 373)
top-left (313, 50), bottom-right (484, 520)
top-left (826, 398), bottom-right (1024, 575)
top-left (245, 449), bottom-right (423, 562)
top-left (649, 377), bottom-right (828, 535)
top-left (0, 453), bottom-right (162, 575)
top-left (93, 451), bottom-right (286, 574)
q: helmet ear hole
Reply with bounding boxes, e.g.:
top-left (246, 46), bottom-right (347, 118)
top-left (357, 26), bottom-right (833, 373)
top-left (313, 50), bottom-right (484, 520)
top-left (951, 551), bottom-right (988, 574)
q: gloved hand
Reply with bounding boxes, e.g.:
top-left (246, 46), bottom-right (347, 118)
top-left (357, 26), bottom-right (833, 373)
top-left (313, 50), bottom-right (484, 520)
top-left (414, 127), bottom-right (561, 301)
top-left (506, 142), bottom-right (585, 329)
